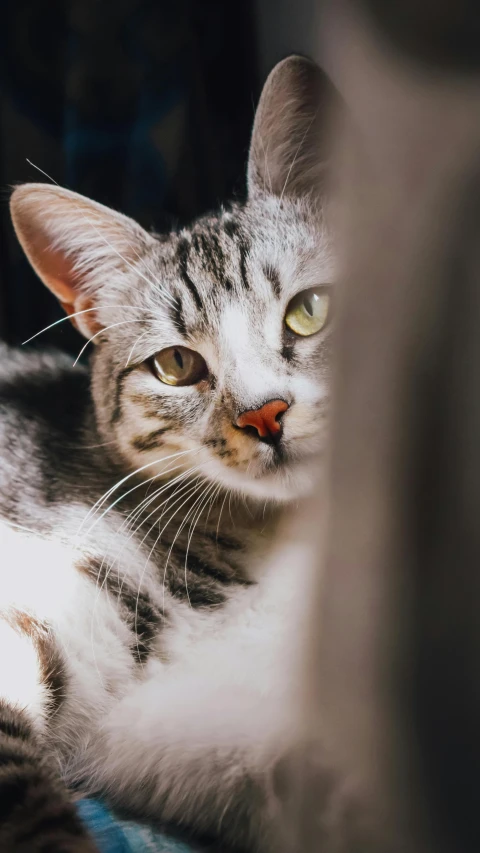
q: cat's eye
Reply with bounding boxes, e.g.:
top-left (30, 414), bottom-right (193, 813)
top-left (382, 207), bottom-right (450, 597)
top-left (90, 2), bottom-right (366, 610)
top-left (151, 346), bottom-right (208, 386)
top-left (284, 287), bottom-right (330, 337)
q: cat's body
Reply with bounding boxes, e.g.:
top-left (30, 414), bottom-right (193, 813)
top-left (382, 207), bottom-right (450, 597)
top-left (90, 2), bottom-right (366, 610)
top-left (0, 57), bottom-right (334, 851)
top-left (0, 343), bottom-right (309, 850)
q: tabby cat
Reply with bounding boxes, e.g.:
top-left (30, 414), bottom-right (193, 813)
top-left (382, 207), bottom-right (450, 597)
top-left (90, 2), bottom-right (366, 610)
top-left (0, 56), bottom-right (334, 851)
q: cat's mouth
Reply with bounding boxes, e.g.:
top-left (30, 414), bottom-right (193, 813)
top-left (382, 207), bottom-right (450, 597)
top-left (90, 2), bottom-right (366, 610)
top-left (199, 410), bottom-right (324, 500)
top-left (199, 435), bottom-right (318, 501)
top-left (260, 440), bottom-right (287, 472)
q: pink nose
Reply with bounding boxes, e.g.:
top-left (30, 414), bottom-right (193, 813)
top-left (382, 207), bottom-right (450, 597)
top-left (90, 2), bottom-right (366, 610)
top-left (236, 399), bottom-right (289, 441)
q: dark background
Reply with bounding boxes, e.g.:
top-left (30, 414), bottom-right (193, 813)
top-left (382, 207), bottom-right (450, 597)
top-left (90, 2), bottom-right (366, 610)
top-left (0, 0), bottom-right (316, 354)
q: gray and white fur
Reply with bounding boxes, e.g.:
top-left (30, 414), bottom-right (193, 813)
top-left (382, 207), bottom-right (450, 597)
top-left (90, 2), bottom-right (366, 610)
top-left (0, 57), bottom-right (336, 851)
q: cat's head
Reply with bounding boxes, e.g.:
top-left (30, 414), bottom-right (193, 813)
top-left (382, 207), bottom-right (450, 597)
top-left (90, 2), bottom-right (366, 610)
top-left (10, 56), bottom-right (335, 502)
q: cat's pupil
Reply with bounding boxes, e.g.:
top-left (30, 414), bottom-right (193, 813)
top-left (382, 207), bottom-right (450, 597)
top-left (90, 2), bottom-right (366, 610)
top-left (174, 349), bottom-right (184, 370)
top-left (304, 297), bottom-right (314, 317)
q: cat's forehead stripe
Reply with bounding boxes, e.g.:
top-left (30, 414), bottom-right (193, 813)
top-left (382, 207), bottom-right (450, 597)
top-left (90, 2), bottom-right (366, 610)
top-left (263, 265), bottom-right (281, 298)
top-left (176, 237), bottom-right (203, 311)
top-left (171, 296), bottom-right (187, 337)
top-left (173, 214), bottom-right (255, 303)
top-left (192, 228), bottom-right (225, 284)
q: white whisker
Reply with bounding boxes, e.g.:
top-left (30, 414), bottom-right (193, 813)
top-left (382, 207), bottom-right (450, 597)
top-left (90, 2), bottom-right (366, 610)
top-left (204, 482), bottom-right (223, 531)
top-left (135, 475), bottom-right (205, 615)
top-left (130, 474), bottom-right (204, 663)
top-left (182, 480), bottom-right (219, 604)
top-left (163, 481), bottom-right (210, 609)
top-left (228, 491), bottom-right (235, 527)
top-left (216, 488), bottom-right (230, 545)
top-left (115, 459), bottom-right (205, 567)
top-left (78, 447), bottom-right (197, 536)
top-left (73, 320), bottom-right (147, 366)
top-left (90, 463), bottom-right (200, 603)
top-left (87, 469), bottom-right (200, 674)
top-left (126, 329), bottom-right (151, 367)
top-left (22, 304), bottom-right (153, 346)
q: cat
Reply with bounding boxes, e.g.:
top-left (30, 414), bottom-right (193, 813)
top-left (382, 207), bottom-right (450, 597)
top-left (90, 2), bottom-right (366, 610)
top-left (0, 55), bottom-right (335, 852)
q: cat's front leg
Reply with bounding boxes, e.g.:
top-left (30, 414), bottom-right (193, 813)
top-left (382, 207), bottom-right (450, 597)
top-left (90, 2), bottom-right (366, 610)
top-left (83, 664), bottom-right (345, 853)
top-left (83, 668), bottom-right (293, 852)
top-left (0, 614), bottom-right (98, 852)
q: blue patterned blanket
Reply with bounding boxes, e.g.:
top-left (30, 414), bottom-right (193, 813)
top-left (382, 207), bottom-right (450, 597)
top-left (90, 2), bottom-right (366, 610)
top-left (77, 799), bottom-right (199, 853)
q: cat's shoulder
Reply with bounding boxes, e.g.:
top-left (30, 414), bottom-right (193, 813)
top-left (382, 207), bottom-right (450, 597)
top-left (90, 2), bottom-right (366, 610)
top-left (0, 342), bottom-right (88, 408)
top-left (0, 340), bottom-right (83, 383)
top-left (0, 342), bottom-right (90, 451)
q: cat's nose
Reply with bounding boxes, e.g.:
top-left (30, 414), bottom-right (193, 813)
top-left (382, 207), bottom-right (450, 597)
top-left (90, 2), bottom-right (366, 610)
top-left (236, 399), bottom-right (289, 444)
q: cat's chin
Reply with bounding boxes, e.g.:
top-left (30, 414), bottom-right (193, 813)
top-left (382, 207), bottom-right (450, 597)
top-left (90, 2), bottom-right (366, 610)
top-left (201, 458), bottom-right (318, 504)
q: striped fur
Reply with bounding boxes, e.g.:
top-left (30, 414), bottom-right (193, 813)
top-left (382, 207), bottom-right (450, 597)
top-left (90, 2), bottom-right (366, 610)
top-left (0, 57), bottom-right (338, 851)
top-left (0, 657), bottom-right (96, 852)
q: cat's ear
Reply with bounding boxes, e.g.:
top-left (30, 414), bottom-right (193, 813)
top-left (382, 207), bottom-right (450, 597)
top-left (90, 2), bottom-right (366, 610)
top-left (10, 183), bottom-right (155, 338)
top-left (248, 55), bottom-right (334, 200)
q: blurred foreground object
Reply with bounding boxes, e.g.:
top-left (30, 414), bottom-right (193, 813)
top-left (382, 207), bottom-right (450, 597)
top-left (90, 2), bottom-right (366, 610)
top-left (291, 1), bottom-right (480, 851)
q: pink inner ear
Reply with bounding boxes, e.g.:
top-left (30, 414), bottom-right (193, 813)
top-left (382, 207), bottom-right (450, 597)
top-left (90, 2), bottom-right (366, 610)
top-left (34, 243), bottom-right (103, 335)
top-left (38, 245), bottom-right (80, 305)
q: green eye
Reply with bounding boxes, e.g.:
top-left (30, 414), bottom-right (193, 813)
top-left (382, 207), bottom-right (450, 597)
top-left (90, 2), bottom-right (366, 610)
top-left (152, 346), bottom-right (208, 386)
top-left (284, 287), bottom-right (330, 337)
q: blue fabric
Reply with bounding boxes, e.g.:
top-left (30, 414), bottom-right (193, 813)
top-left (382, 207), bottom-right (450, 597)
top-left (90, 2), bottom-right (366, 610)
top-left (77, 799), bottom-right (197, 853)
